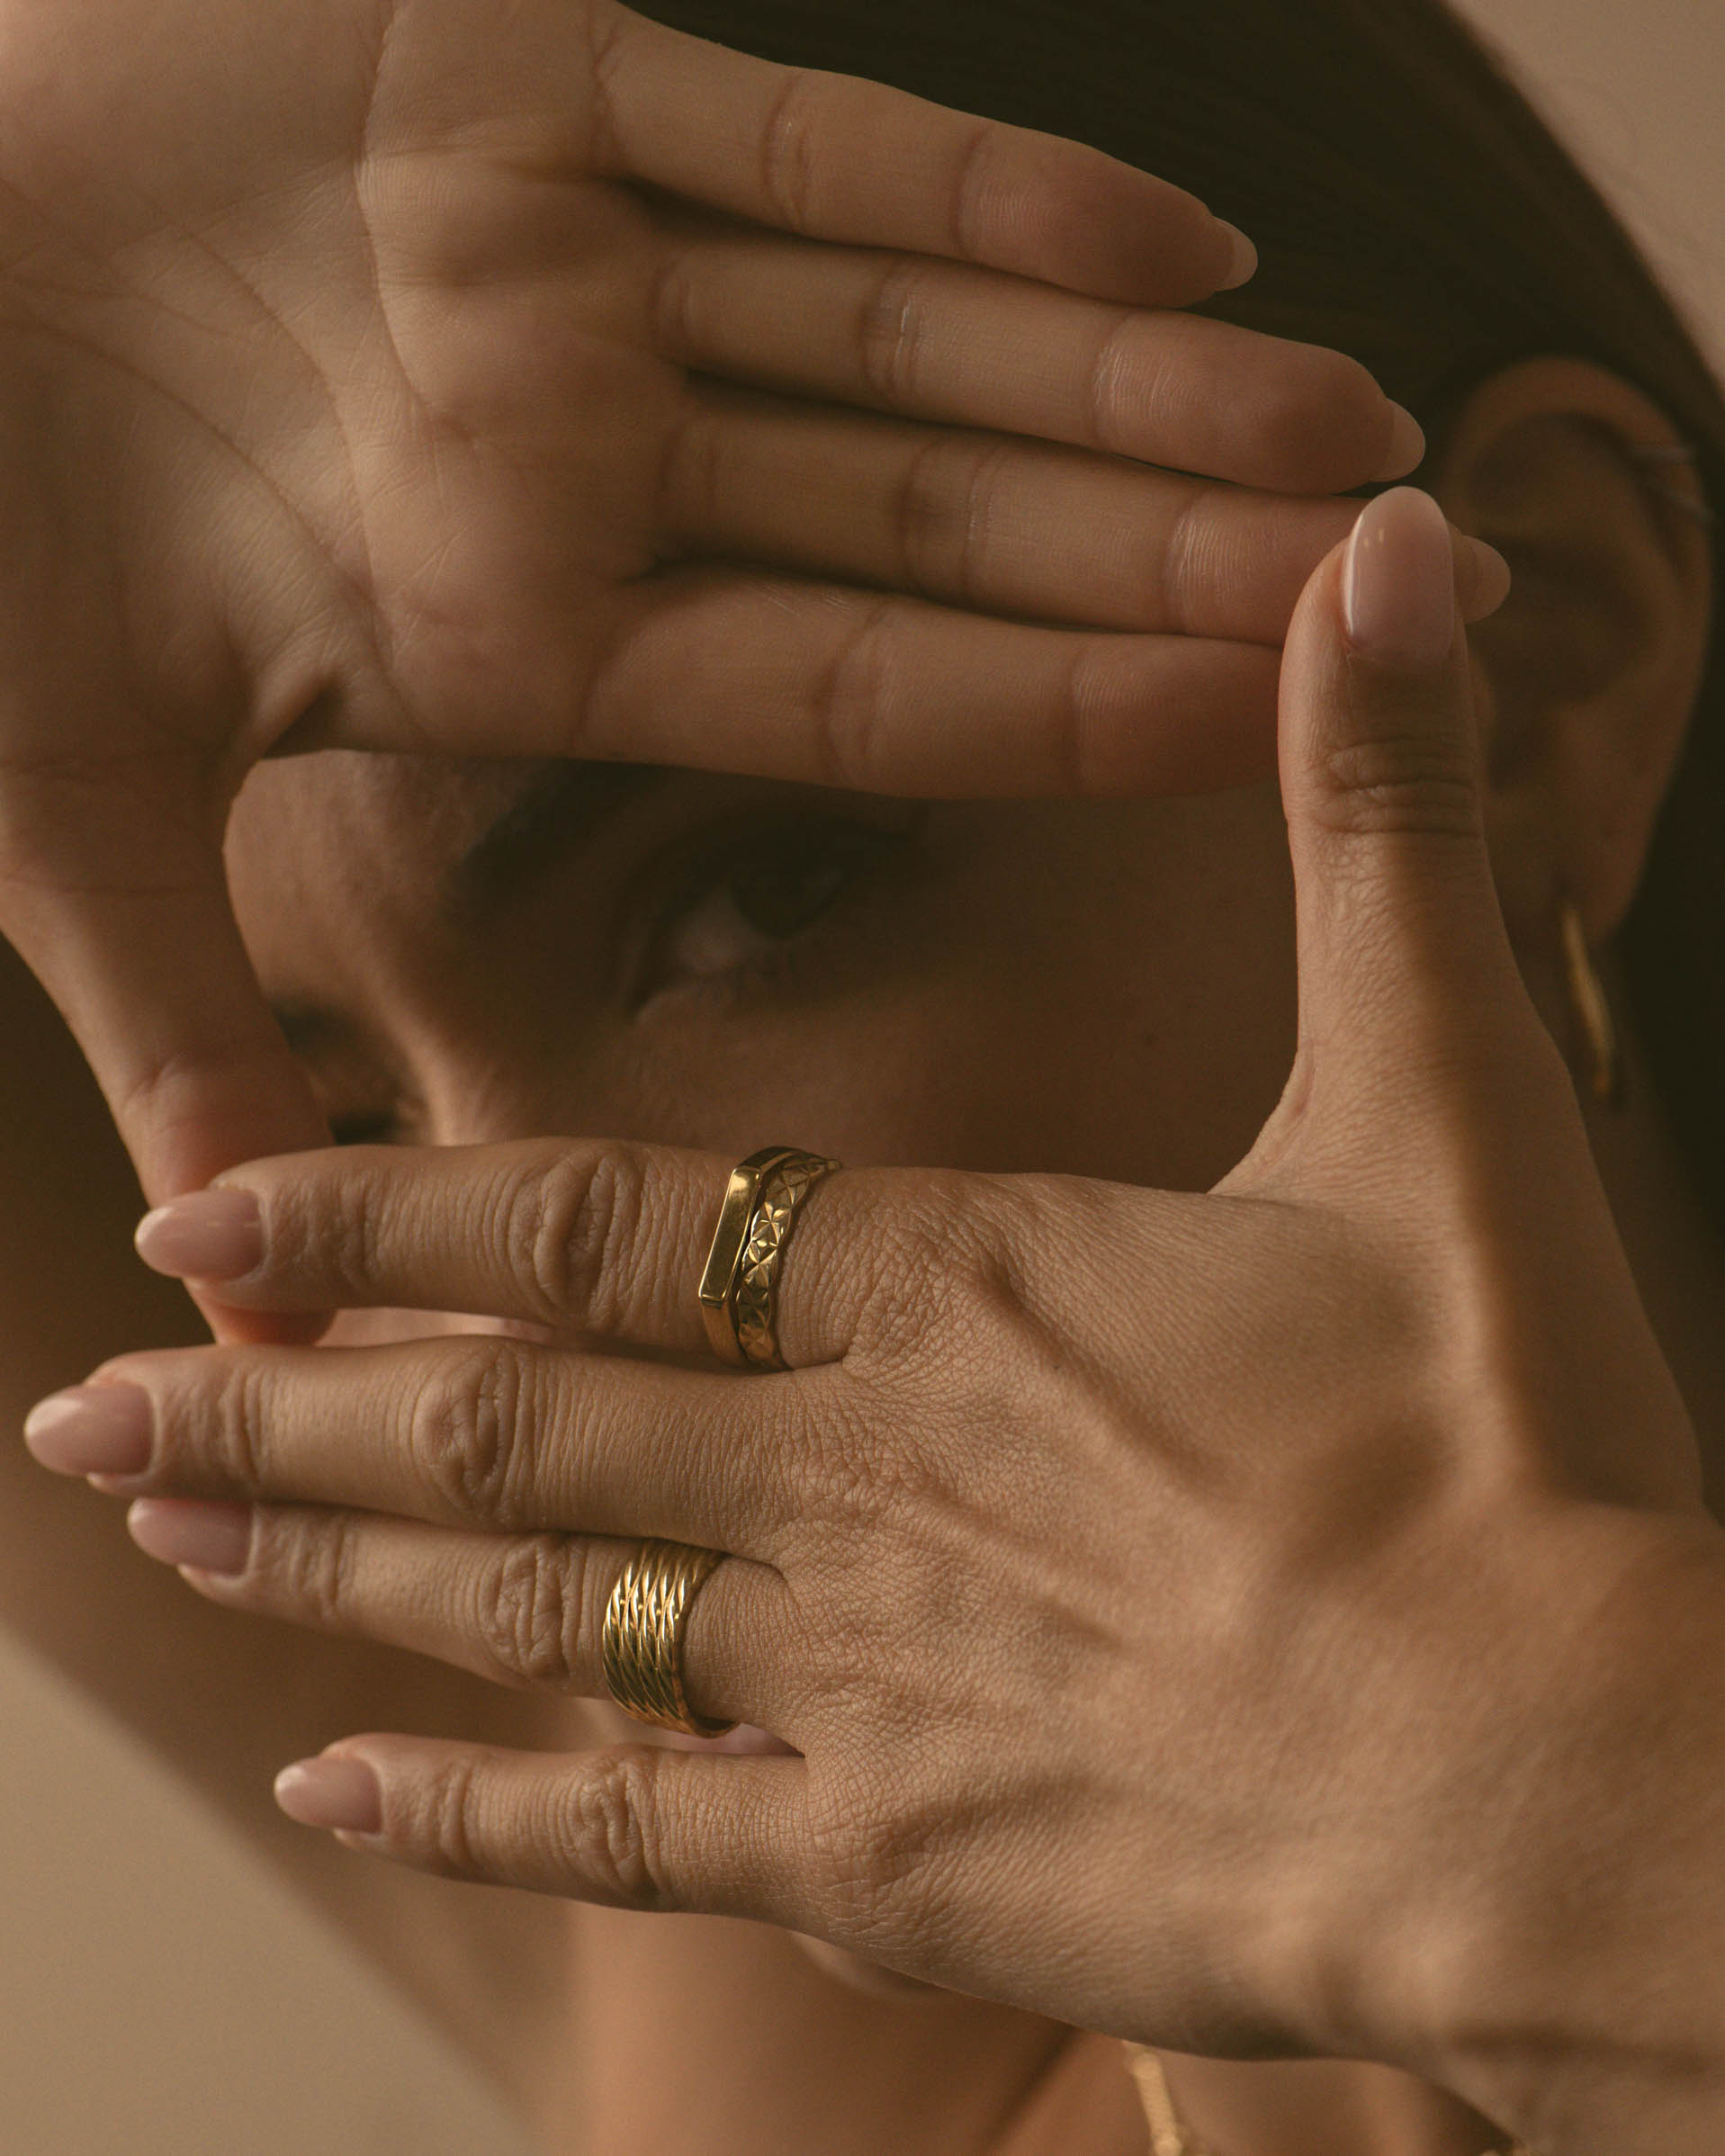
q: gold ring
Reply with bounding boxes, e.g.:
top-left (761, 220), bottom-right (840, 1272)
top-left (697, 1145), bottom-right (841, 1370)
top-left (600, 1539), bottom-right (735, 1738)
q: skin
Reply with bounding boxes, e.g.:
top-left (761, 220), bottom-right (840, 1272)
top-left (0, 0), bottom-right (1434, 1205)
top-left (0, 4), bottom-right (1721, 2150)
top-left (13, 372), bottom-right (1722, 2156)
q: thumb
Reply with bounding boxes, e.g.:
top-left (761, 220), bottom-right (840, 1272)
top-left (1271, 486), bottom-right (1542, 1153)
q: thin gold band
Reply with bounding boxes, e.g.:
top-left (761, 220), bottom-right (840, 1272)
top-left (600, 1538), bottom-right (735, 1738)
top-left (698, 1145), bottom-right (841, 1370)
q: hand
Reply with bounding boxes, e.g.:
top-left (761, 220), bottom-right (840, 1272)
top-left (0, 0), bottom-right (1475, 1199)
top-left (37, 489), bottom-right (1709, 2150)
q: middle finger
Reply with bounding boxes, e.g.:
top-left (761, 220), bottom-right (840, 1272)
top-left (661, 382), bottom-right (1374, 644)
top-left (52, 1338), bottom-right (806, 1553)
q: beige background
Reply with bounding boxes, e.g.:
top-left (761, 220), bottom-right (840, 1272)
top-left (4, 5), bottom-right (1721, 2152)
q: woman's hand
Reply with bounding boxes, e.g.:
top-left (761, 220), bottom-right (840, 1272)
top-left (0, 0), bottom-right (1461, 1200)
top-left (32, 488), bottom-right (1711, 2151)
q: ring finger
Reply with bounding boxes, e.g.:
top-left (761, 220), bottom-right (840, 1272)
top-left (123, 1498), bottom-right (795, 1738)
top-left (654, 222), bottom-right (1423, 496)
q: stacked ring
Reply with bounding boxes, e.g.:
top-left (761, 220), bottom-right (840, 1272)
top-left (600, 1538), bottom-right (736, 1738)
top-left (697, 1145), bottom-right (842, 1370)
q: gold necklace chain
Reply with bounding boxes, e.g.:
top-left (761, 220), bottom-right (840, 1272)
top-left (1123, 2044), bottom-right (1535, 2156)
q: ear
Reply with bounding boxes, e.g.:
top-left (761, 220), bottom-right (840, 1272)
top-left (1427, 357), bottom-right (1713, 964)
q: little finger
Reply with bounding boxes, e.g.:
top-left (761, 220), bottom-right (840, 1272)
top-left (270, 1731), bottom-right (816, 1930)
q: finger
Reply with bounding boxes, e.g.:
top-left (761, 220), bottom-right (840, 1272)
top-left (134, 1138), bottom-right (930, 1387)
top-left (661, 388), bottom-right (1505, 645)
top-left (655, 231), bottom-right (1422, 496)
top-left (1272, 486), bottom-right (1540, 1140)
top-left (0, 769), bottom-right (327, 1204)
top-left (133, 1138), bottom-right (804, 1351)
top-left (126, 1497), bottom-right (793, 1735)
top-left (591, 4), bottom-right (1247, 307)
top-left (58, 1336), bottom-right (801, 1549)
top-left (588, 567), bottom-right (1283, 795)
top-left (270, 1731), bottom-right (814, 1927)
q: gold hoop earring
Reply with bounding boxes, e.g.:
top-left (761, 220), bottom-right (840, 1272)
top-left (1559, 900), bottom-right (1624, 1110)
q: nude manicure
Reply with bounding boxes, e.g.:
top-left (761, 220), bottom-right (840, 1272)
top-left (127, 1497), bottom-right (253, 1577)
top-left (23, 1385), bottom-right (152, 1478)
top-left (135, 1188), bottom-right (263, 1280)
top-left (1343, 486), bottom-right (1457, 670)
top-left (274, 1756), bottom-right (383, 1836)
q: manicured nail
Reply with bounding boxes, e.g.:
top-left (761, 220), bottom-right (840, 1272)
top-left (1214, 220), bottom-right (1258, 291)
top-left (274, 1755), bottom-right (383, 1835)
top-left (1343, 486), bottom-right (1457, 670)
top-left (1373, 403), bottom-right (1428, 481)
top-left (135, 1189), bottom-right (263, 1280)
top-left (23, 1386), bottom-right (151, 1478)
top-left (127, 1497), bottom-right (252, 1577)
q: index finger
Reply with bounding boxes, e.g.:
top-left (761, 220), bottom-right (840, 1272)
top-left (586, 3), bottom-right (1250, 306)
top-left (0, 771), bottom-right (327, 1205)
top-left (132, 1136), bottom-right (876, 1367)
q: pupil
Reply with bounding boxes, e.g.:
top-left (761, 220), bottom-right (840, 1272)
top-left (728, 830), bottom-right (863, 939)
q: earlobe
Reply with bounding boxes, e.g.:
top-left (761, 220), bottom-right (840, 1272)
top-left (1430, 357), bottom-right (1714, 948)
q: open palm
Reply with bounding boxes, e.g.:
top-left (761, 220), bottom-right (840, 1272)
top-left (0, 0), bottom-right (1442, 1195)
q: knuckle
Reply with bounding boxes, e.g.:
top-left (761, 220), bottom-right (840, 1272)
top-left (946, 119), bottom-right (1000, 260)
top-left (472, 1536), bottom-right (586, 1690)
top-left (1316, 725), bottom-right (1482, 845)
top-left (409, 1750), bottom-right (487, 1877)
top-left (499, 1145), bottom-right (651, 1333)
top-left (562, 1752), bottom-right (671, 1909)
top-left (407, 1341), bottom-right (532, 1523)
top-left (856, 256), bottom-right (935, 409)
top-left (758, 69), bottom-right (822, 234)
top-left (1083, 308), bottom-right (1145, 454)
top-left (267, 1509), bottom-right (361, 1630)
top-left (195, 1357), bottom-right (274, 1491)
top-left (804, 597), bottom-right (899, 792)
top-left (889, 431), bottom-right (1007, 609)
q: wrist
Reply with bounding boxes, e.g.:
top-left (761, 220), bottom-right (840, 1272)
top-left (1395, 1509), bottom-right (1725, 2153)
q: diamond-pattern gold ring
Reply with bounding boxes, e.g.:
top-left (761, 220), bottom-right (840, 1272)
top-left (600, 1538), bottom-right (736, 1738)
top-left (697, 1145), bottom-right (842, 1370)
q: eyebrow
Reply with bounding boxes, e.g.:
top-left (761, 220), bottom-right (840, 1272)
top-left (442, 759), bottom-right (669, 929)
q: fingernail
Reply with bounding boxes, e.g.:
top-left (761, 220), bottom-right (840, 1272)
top-left (1343, 486), bottom-right (1457, 670)
top-left (23, 1386), bottom-right (151, 1478)
top-left (274, 1756), bottom-right (383, 1835)
top-left (135, 1189), bottom-right (263, 1280)
top-left (128, 1497), bottom-right (252, 1577)
top-left (1373, 403), bottom-right (1428, 481)
top-left (1214, 220), bottom-right (1258, 290)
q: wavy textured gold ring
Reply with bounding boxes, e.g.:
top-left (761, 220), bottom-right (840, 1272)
top-left (600, 1538), bottom-right (735, 1738)
top-left (697, 1145), bottom-right (842, 1370)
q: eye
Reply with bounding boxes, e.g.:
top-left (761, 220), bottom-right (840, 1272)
top-left (640, 818), bottom-right (910, 1001)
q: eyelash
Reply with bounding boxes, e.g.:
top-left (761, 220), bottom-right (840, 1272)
top-left (633, 814), bottom-right (915, 1009)
top-left (319, 812), bottom-right (916, 1141)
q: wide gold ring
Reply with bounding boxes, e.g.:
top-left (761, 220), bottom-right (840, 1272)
top-left (600, 1539), bottom-right (735, 1738)
top-left (697, 1145), bottom-right (841, 1370)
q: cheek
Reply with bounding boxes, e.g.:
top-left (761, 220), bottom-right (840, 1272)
top-left (570, 794), bottom-right (1297, 1190)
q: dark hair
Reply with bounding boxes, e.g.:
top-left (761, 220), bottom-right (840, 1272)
top-left (639, 0), bottom-right (1725, 1235)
